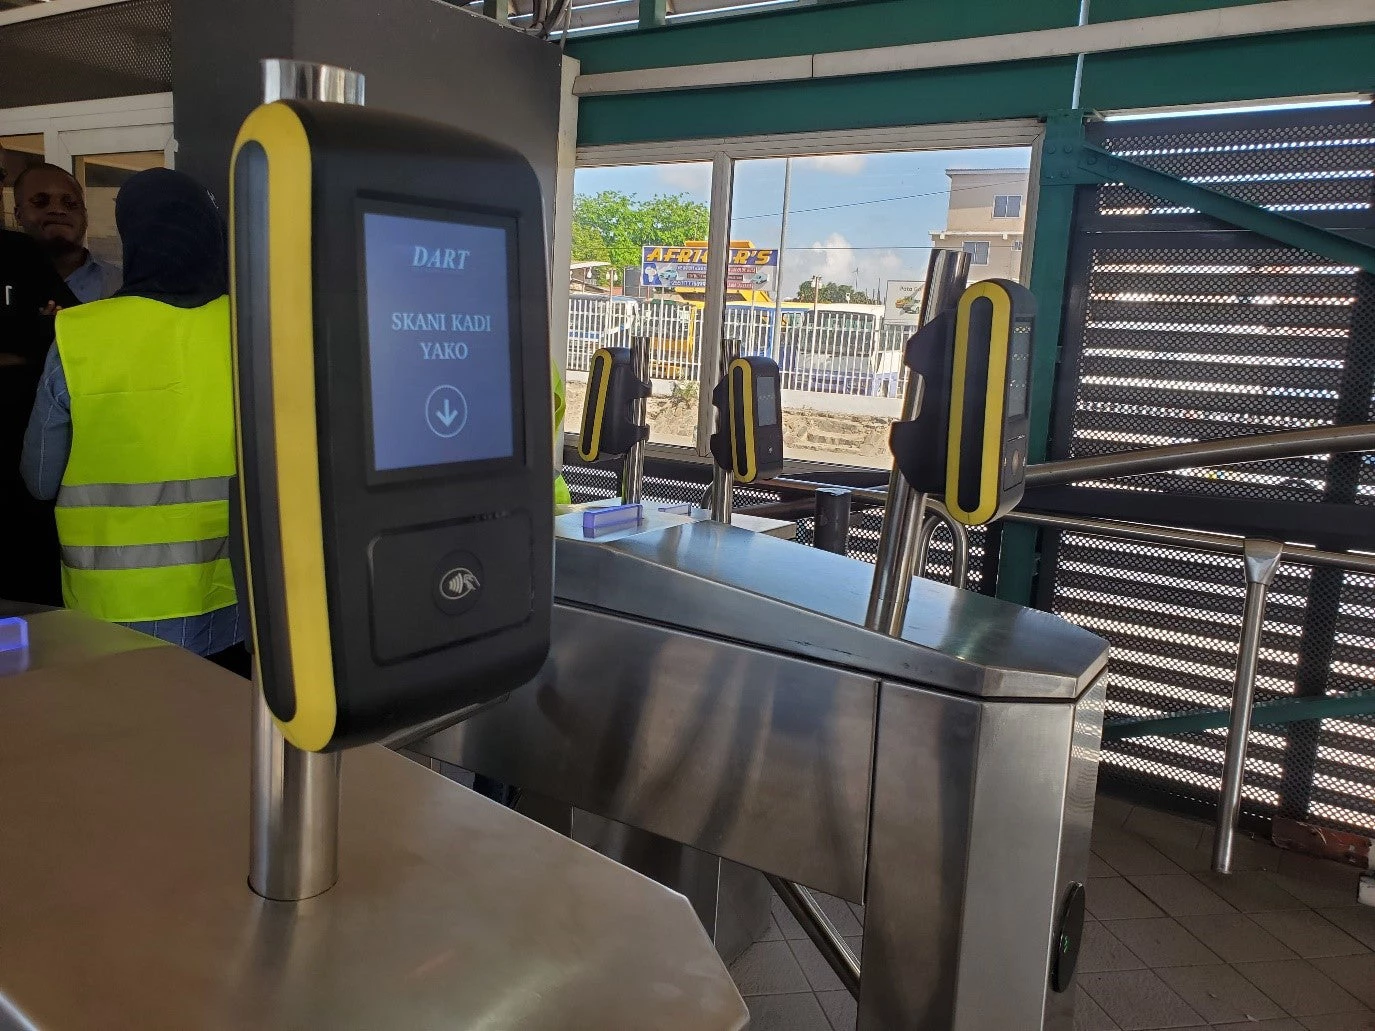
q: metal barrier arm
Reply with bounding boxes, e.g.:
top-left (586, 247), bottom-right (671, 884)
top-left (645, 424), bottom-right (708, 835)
top-left (1024, 423), bottom-right (1375, 489)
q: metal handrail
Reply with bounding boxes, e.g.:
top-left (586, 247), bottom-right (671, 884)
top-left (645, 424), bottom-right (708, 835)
top-left (914, 499), bottom-right (971, 588)
top-left (1024, 422), bottom-right (1375, 488)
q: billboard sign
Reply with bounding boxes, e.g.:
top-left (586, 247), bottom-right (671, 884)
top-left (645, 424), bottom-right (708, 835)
top-left (641, 243), bottom-right (779, 292)
top-left (884, 280), bottom-right (925, 323)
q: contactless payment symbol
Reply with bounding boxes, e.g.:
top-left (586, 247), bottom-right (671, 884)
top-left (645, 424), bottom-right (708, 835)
top-left (425, 384), bottom-right (468, 439)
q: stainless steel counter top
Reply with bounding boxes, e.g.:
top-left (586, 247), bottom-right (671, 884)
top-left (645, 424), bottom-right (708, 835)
top-left (555, 517), bottom-right (1107, 700)
top-left (0, 610), bottom-right (746, 1030)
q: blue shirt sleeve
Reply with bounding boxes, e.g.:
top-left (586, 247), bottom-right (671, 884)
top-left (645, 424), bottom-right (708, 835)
top-left (21, 343), bottom-right (72, 501)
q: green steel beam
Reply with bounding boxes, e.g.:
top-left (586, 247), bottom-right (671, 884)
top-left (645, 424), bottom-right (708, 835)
top-left (995, 109), bottom-right (1086, 605)
top-left (1073, 144), bottom-right (1375, 275)
top-left (1104, 690), bottom-right (1375, 742)
top-left (638, 0), bottom-right (665, 30)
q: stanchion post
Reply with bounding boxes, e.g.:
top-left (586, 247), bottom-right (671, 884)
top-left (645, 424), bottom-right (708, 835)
top-left (813, 488), bottom-right (852, 555)
top-left (1212, 538), bottom-right (1284, 874)
top-left (246, 58), bottom-right (362, 902)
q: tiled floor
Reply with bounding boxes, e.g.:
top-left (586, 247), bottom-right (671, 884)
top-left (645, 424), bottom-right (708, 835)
top-left (728, 795), bottom-right (1375, 1030)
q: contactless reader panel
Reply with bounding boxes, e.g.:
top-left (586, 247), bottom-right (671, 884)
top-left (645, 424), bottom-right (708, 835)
top-left (890, 278), bottom-right (1035, 528)
top-left (710, 356), bottom-right (785, 484)
top-left (230, 100), bottom-right (552, 752)
top-left (578, 346), bottom-right (650, 461)
top-left (944, 279), bottom-right (1035, 526)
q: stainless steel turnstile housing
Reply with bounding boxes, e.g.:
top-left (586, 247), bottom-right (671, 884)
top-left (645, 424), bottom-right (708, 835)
top-left (413, 512), bottom-right (1109, 1030)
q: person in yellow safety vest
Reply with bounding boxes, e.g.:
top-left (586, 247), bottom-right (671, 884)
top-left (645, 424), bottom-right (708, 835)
top-left (21, 168), bottom-right (246, 675)
top-left (552, 359), bottom-right (572, 505)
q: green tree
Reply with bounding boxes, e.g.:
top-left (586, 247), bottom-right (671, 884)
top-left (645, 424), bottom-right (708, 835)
top-left (792, 279), bottom-right (876, 305)
top-left (571, 191), bottom-right (710, 285)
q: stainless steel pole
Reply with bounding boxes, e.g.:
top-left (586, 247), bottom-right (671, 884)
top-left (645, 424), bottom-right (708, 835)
top-left (709, 339), bottom-right (741, 523)
top-left (247, 58), bottom-right (361, 902)
top-left (622, 338), bottom-right (649, 505)
top-left (865, 249), bottom-right (969, 636)
top-left (770, 158), bottom-right (792, 364)
top-left (927, 497), bottom-right (970, 589)
top-left (696, 152), bottom-right (734, 459)
top-left (1212, 538), bottom-right (1284, 875)
top-left (766, 875), bottom-right (861, 998)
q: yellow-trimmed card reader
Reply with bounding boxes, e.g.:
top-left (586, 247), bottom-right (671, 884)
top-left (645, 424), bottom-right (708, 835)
top-left (577, 346), bottom-right (650, 461)
top-left (710, 355), bottom-right (785, 484)
top-left (229, 100), bottom-right (552, 752)
top-left (890, 278), bottom-right (1035, 526)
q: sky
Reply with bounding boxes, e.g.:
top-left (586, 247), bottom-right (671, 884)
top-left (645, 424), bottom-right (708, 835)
top-left (574, 146), bottom-right (1031, 302)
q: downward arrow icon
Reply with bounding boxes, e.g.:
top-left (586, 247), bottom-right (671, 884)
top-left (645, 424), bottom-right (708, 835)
top-left (436, 397), bottom-right (458, 427)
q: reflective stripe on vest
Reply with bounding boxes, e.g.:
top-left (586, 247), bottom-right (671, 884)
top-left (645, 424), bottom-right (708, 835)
top-left (55, 295), bottom-right (237, 623)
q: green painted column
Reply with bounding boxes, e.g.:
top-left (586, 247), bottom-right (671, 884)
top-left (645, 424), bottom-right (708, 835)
top-left (996, 110), bottom-right (1086, 605)
top-left (638, 0), bottom-right (665, 29)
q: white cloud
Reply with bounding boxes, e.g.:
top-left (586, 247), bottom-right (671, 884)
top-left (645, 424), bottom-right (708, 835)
top-left (795, 154), bottom-right (868, 176)
top-left (784, 233), bottom-right (905, 299)
top-left (655, 163), bottom-right (712, 194)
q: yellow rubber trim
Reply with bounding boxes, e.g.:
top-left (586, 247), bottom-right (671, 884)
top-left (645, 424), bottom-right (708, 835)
top-left (727, 357), bottom-right (759, 483)
top-left (946, 281), bottom-right (1013, 527)
top-left (231, 102), bottom-right (337, 753)
top-left (578, 348), bottom-right (614, 462)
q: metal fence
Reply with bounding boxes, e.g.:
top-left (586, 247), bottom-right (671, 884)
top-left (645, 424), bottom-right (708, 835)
top-left (1042, 103), bottom-right (1375, 836)
top-left (565, 293), bottom-right (917, 396)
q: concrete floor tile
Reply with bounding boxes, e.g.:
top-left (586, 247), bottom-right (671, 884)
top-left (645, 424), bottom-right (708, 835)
top-left (771, 894), bottom-right (807, 940)
top-left (1210, 1020), bottom-right (1303, 1030)
top-left (1319, 907), bottom-right (1375, 951)
top-left (1130, 874), bottom-right (1238, 918)
top-left (788, 936), bottom-right (845, 993)
top-left (1074, 986), bottom-right (1122, 1031)
top-left (1124, 807), bottom-right (1209, 851)
top-left (1235, 959), bottom-right (1364, 1016)
top-left (1094, 826), bottom-right (1191, 877)
top-left (1089, 877), bottom-right (1168, 921)
top-left (1312, 954), bottom-right (1375, 1009)
top-left (1178, 912), bottom-right (1299, 964)
top-left (1105, 917), bottom-right (1220, 968)
top-left (1200, 830), bottom-right (1285, 873)
top-left (844, 935), bottom-right (862, 958)
top-left (728, 940), bottom-right (811, 996)
top-left (1080, 969), bottom-right (1206, 1029)
top-left (1250, 910), bottom-right (1367, 959)
top-left (1156, 964), bottom-right (1285, 1024)
top-left (1297, 1011), bottom-right (1375, 1030)
top-left (1081, 920), bottom-right (1148, 972)
top-left (1096, 795), bottom-right (1136, 830)
top-left (817, 989), bottom-right (856, 1031)
top-left (1092, 853), bottom-right (1120, 877)
top-left (847, 901), bottom-right (864, 925)
top-left (1269, 873), bottom-right (1367, 911)
top-left (1151, 835), bottom-right (1219, 874)
top-left (814, 892), bottom-right (863, 937)
top-left (1192, 870), bottom-right (1311, 913)
top-left (745, 991), bottom-right (833, 1031)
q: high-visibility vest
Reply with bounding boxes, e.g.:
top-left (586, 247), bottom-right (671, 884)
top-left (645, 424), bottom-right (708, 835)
top-left (54, 295), bottom-right (237, 623)
top-left (552, 360), bottom-right (571, 506)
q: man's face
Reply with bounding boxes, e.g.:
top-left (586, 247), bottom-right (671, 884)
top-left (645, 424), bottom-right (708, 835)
top-left (16, 168), bottom-right (87, 254)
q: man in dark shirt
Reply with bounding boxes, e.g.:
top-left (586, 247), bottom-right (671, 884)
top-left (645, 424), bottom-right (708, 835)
top-left (2, 152), bottom-right (78, 604)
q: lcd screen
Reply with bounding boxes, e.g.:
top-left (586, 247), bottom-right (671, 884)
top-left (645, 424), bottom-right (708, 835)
top-left (363, 207), bottom-right (517, 474)
top-left (756, 377), bottom-right (779, 427)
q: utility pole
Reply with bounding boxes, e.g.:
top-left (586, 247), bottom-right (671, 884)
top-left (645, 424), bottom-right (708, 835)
top-left (770, 157), bottom-right (792, 362)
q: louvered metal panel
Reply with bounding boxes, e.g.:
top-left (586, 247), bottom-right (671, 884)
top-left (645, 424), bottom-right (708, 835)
top-left (1048, 104), bottom-right (1375, 834)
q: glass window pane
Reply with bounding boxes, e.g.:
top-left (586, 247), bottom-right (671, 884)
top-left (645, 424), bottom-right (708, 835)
top-left (1, 134), bottom-right (45, 232)
top-left (563, 161), bottom-right (712, 449)
top-left (728, 148), bottom-right (1030, 470)
top-left (73, 151), bottom-right (167, 268)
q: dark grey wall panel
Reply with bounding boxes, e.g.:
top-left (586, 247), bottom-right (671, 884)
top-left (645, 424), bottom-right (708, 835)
top-left (173, 0), bottom-right (563, 232)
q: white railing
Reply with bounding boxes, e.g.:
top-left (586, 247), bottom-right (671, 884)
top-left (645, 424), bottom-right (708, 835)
top-left (566, 293), bottom-right (923, 397)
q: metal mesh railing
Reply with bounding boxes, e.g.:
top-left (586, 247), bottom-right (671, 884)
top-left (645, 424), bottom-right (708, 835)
top-left (1048, 103), bottom-right (1375, 835)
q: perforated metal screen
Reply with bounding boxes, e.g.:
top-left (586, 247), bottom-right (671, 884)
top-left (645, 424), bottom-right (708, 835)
top-left (0, 0), bottom-right (171, 107)
top-left (1048, 104), bottom-right (1375, 834)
